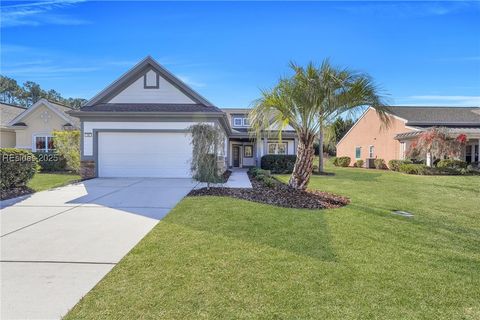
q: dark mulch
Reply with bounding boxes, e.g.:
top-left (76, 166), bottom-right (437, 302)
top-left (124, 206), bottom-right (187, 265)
top-left (189, 172), bottom-right (349, 210)
top-left (1, 187), bottom-right (33, 201)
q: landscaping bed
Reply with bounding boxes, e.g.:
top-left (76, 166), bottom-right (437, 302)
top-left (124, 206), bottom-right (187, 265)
top-left (189, 170), bottom-right (349, 209)
top-left (0, 186), bottom-right (33, 201)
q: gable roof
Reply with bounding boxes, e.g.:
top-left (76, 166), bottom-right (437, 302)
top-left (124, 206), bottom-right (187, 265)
top-left (84, 56), bottom-right (218, 111)
top-left (7, 99), bottom-right (80, 128)
top-left (0, 103), bottom-right (27, 128)
top-left (385, 106), bottom-right (480, 126)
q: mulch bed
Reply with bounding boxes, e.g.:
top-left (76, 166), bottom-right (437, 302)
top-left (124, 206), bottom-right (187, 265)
top-left (0, 187), bottom-right (33, 201)
top-left (188, 172), bottom-right (349, 209)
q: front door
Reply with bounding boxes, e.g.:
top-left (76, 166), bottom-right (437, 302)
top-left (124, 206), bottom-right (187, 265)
top-left (232, 146), bottom-right (240, 167)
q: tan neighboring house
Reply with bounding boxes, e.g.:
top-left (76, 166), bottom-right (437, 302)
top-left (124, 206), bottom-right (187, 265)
top-left (0, 99), bottom-right (80, 152)
top-left (0, 102), bottom-right (27, 147)
top-left (337, 106), bottom-right (480, 167)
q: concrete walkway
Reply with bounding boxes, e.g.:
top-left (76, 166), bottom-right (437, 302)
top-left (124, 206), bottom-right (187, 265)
top-left (224, 169), bottom-right (253, 188)
top-left (1, 178), bottom-right (196, 320)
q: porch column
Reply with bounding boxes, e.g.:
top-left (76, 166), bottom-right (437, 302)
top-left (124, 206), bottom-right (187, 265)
top-left (294, 137), bottom-right (298, 154)
top-left (478, 139), bottom-right (480, 167)
top-left (263, 138), bottom-right (268, 156)
top-left (426, 152), bottom-right (432, 167)
top-left (226, 139), bottom-right (231, 168)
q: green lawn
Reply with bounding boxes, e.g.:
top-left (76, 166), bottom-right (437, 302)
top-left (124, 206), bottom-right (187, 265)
top-left (65, 165), bottom-right (479, 319)
top-left (27, 172), bottom-right (80, 192)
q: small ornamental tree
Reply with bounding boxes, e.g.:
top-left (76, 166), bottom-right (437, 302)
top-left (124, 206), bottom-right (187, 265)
top-left (189, 123), bottom-right (225, 188)
top-left (53, 130), bottom-right (80, 173)
top-left (407, 127), bottom-right (467, 165)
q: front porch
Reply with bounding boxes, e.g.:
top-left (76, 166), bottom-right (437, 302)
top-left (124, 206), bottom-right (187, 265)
top-left (226, 137), bottom-right (297, 169)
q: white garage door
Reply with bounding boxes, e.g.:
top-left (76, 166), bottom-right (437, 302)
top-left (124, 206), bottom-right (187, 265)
top-left (98, 132), bottom-right (192, 178)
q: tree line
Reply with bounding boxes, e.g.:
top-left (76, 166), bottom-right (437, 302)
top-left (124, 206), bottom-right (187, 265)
top-left (0, 75), bottom-right (87, 109)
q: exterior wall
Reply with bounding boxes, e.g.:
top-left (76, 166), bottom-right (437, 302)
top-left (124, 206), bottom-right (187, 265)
top-left (14, 104), bottom-right (67, 150)
top-left (336, 108), bottom-right (415, 164)
top-left (108, 73), bottom-right (195, 104)
top-left (0, 129), bottom-right (16, 148)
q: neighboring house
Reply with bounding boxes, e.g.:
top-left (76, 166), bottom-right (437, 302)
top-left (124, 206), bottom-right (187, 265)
top-left (2, 99), bottom-right (80, 152)
top-left (69, 56), bottom-right (298, 178)
top-left (337, 106), bottom-right (480, 166)
top-left (0, 102), bottom-right (27, 148)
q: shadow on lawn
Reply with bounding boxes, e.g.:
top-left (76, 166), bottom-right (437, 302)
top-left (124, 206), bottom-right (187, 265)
top-left (166, 198), bottom-right (337, 262)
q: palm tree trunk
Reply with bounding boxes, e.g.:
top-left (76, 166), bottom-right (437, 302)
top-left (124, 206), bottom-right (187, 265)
top-left (318, 121), bottom-right (324, 173)
top-left (289, 133), bottom-right (315, 190)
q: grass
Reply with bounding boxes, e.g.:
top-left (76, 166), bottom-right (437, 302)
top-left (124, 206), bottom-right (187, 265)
top-left (65, 163), bottom-right (480, 319)
top-left (27, 172), bottom-right (81, 192)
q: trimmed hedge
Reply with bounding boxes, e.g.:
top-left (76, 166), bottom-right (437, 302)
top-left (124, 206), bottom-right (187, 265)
top-left (33, 152), bottom-right (67, 172)
top-left (334, 156), bottom-right (351, 167)
top-left (261, 155), bottom-right (297, 174)
top-left (399, 163), bottom-right (427, 175)
top-left (436, 159), bottom-right (468, 170)
top-left (354, 159), bottom-right (364, 168)
top-left (388, 159), bottom-right (412, 171)
top-left (374, 158), bottom-right (387, 169)
top-left (248, 167), bottom-right (276, 187)
top-left (1, 148), bottom-right (39, 190)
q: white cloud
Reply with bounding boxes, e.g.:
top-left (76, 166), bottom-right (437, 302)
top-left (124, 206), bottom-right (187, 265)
top-left (1, 0), bottom-right (89, 28)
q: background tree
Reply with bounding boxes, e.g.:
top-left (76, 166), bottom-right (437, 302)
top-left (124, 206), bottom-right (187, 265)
top-left (0, 75), bottom-right (87, 108)
top-left (189, 123), bottom-right (225, 189)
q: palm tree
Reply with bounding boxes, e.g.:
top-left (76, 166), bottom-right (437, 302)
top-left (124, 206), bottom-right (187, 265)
top-left (250, 60), bottom-right (389, 190)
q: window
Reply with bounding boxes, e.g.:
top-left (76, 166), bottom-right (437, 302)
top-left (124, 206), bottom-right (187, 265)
top-left (369, 145), bottom-right (374, 158)
top-left (355, 147), bottom-right (361, 159)
top-left (34, 135), bottom-right (54, 152)
top-left (242, 118), bottom-right (250, 126)
top-left (233, 117), bottom-right (243, 127)
top-left (244, 145), bottom-right (253, 158)
top-left (268, 143), bottom-right (287, 155)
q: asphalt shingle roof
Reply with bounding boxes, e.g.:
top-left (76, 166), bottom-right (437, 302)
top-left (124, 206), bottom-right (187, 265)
top-left (386, 106), bottom-right (480, 125)
top-left (80, 103), bottom-right (222, 113)
top-left (0, 103), bottom-right (26, 127)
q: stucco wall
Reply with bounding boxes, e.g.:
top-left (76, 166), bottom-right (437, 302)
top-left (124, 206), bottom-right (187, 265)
top-left (0, 129), bottom-right (16, 148)
top-left (336, 108), bottom-right (415, 164)
top-left (14, 105), bottom-right (67, 150)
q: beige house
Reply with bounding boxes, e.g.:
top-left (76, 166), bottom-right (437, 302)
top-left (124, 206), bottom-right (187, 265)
top-left (0, 99), bottom-right (79, 151)
top-left (0, 103), bottom-right (27, 148)
top-left (337, 106), bottom-right (480, 167)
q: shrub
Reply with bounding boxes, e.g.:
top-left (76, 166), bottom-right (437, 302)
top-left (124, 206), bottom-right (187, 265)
top-left (33, 152), bottom-right (67, 172)
top-left (388, 159), bottom-right (412, 171)
top-left (331, 157), bottom-right (338, 166)
top-left (261, 155), bottom-right (297, 174)
top-left (334, 156), bottom-right (351, 167)
top-left (399, 163), bottom-right (427, 175)
top-left (436, 159), bottom-right (468, 170)
top-left (374, 158), bottom-right (387, 169)
top-left (354, 159), bottom-right (364, 168)
top-left (0, 148), bottom-right (39, 190)
top-left (248, 167), bottom-right (271, 177)
top-left (53, 130), bottom-right (80, 173)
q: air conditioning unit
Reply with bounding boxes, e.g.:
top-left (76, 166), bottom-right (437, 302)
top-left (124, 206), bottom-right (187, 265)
top-left (365, 158), bottom-right (376, 169)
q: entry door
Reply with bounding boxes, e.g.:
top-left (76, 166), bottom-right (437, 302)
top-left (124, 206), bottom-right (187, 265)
top-left (232, 146), bottom-right (240, 167)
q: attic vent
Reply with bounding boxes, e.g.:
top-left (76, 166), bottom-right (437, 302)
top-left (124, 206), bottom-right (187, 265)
top-left (144, 70), bottom-right (159, 89)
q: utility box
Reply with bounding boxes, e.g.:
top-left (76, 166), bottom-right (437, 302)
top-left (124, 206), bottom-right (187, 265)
top-left (365, 158), bottom-right (376, 169)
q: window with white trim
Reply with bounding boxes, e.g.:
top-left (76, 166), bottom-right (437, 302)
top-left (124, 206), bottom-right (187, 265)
top-left (233, 117), bottom-right (243, 127)
top-left (369, 145), bottom-right (374, 158)
top-left (268, 143), bottom-right (287, 155)
top-left (355, 146), bottom-right (361, 159)
top-left (34, 135), bottom-right (54, 152)
top-left (242, 118), bottom-right (250, 126)
top-left (399, 142), bottom-right (406, 160)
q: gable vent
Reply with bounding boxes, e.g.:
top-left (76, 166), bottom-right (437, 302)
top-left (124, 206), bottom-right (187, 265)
top-left (144, 69), bottom-right (159, 89)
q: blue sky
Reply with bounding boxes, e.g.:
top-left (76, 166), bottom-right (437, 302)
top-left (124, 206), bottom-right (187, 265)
top-left (1, 1), bottom-right (479, 108)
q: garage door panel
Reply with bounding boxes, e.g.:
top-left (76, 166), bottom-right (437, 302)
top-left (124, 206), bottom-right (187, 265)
top-left (98, 132), bottom-right (192, 178)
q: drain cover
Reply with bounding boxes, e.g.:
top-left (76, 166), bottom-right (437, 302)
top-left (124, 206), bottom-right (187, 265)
top-left (392, 210), bottom-right (414, 218)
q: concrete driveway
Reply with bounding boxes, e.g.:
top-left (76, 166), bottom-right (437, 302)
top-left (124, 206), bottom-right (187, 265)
top-left (0, 178), bottom-right (196, 320)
